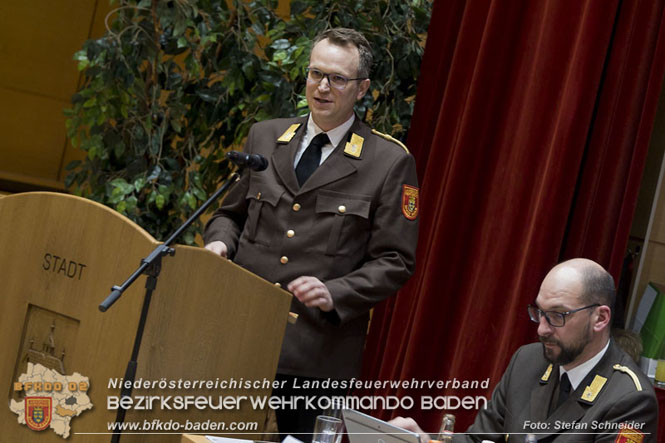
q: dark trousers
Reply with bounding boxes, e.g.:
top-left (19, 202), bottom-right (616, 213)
top-left (273, 374), bottom-right (348, 441)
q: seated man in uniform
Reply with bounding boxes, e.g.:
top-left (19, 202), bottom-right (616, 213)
top-left (392, 258), bottom-right (658, 442)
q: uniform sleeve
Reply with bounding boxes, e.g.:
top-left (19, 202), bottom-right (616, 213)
top-left (453, 348), bottom-right (524, 442)
top-left (591, 388), bottom-right (658, 443)
top-left (202, 126), bottom-right (256, 258)
top-left (324, 150), bottom-right (419, 324)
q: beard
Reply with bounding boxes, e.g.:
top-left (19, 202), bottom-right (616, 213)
top-left (540, 321), bottom-right (592, 366)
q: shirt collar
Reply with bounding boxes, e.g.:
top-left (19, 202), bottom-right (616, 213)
top-left (560, 339), bottom-right (610, 390)
top-left (306, 113), bottom-right (355, 147)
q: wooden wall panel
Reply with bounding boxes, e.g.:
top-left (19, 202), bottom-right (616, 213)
top-left (0, 0), bottom-right (112, 191)
top-left (0, 88), bottom-right (68, 181)
top-left (0, 2), bottom-right (96, 100)
top-left (650, 177), bottom-right (665, 244)
top-left (629, 147), bottom-right (665, 325)
top-left (633, 241), bottom-right (665, 312)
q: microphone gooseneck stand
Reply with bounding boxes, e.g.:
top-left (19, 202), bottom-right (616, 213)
top-left (101, 152), bottom-right (263, 442)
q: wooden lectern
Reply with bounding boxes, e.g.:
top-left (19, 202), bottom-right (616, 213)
top-left (0, 192), bottom-right (292, 442)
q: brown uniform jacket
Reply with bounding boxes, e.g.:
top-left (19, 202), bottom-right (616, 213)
top-left (455, 341), bottom-right (658, 442)
top-left (204, 116), bottom-right (419, 379)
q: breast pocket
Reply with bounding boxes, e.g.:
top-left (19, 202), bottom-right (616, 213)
top-left (244, 179), bottom-right (284, 246)
top-left (315, 191), bottom-right (372, 256)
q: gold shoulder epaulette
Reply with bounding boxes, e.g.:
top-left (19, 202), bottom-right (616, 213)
top-left (613, 364), bottom-right (643, 391)
top-left (371, 129), bottom-right (409, 154)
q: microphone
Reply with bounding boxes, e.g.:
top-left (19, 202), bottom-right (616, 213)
top-left (226, 151), bottom-right (268, 171)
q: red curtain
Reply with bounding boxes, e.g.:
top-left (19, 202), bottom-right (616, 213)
top-left (361, 0), bottom-right (665, 434)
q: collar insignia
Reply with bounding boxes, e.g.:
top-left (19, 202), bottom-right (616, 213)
top-left (540, 364), bottom-right (553, 383)
top-left (344, 133), bottom-right (364, 158)
top-left (277, 124), bottom-right (301, 143)
top-left (580, 375), bottom-right (607, 404)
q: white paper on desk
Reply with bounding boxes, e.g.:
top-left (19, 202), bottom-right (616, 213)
top-left (631, 283), bottom-right (658, 333)
top-left (206, 437), bottom-right (254, 443)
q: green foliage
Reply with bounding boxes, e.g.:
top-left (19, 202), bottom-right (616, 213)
top-left (65, 0), bottom-right (431, 243)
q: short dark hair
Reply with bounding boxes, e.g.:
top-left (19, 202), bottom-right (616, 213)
top-left (580, 265), bottom-right (616, 311)
top-left (312, 28), bottom-right (373, 79)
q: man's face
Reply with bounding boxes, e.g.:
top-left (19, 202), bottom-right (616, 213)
top-left (306, 38), bottom-right (370, 131)
top-left (535, 267), bottom-right (595, 368)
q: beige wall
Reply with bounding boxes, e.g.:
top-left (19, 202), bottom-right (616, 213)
top-left (0, 0), bottom-right (290, 193)
top-left (630, 161), bottom-right (665, 324)
top-left (0, 1), bottom-right (113, 192)
top-left (626, 81), bottom-right (665, 326)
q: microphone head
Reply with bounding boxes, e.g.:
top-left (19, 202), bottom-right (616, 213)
top-left (253, 155), bottom-right (269, 171)
top-left (226, 151), bottom-right (269, 171)
top-left (225, 151), bottom-right (242, 162)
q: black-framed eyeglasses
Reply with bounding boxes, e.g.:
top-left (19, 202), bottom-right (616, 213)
top-left (306, 67), bottom-right (367, 90)
top-left (527, 304), bottom-right (600, 327)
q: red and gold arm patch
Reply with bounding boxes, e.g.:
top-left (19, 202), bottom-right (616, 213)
top-left (401, 185), bottom-right (419, 220)
top-left (615, 426), bottom-right (644, 443)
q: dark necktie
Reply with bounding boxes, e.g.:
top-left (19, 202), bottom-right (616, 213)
top-left (296, 133), bottom-right (329, 186)
top-left (556, 373), bottom-right (572, 409)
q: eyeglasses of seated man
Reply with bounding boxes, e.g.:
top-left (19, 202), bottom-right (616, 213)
top-left (306, 67), bottom-right (367, 90)
top-left (527, 303), bottom-right (600, 327)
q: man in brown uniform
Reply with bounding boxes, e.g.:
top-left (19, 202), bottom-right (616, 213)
top-left (392, 259), bottom-right (658, 442)
top-left (204, 28), bottom-right (419, 435)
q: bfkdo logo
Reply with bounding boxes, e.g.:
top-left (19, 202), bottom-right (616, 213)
top-left (25, 397), bottom-right (52, 431)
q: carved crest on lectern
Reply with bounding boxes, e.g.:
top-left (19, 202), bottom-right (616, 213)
top-left (24, 322), bottom-right (66, 374)
top-left (11, 304), bottom-right (80, 403)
